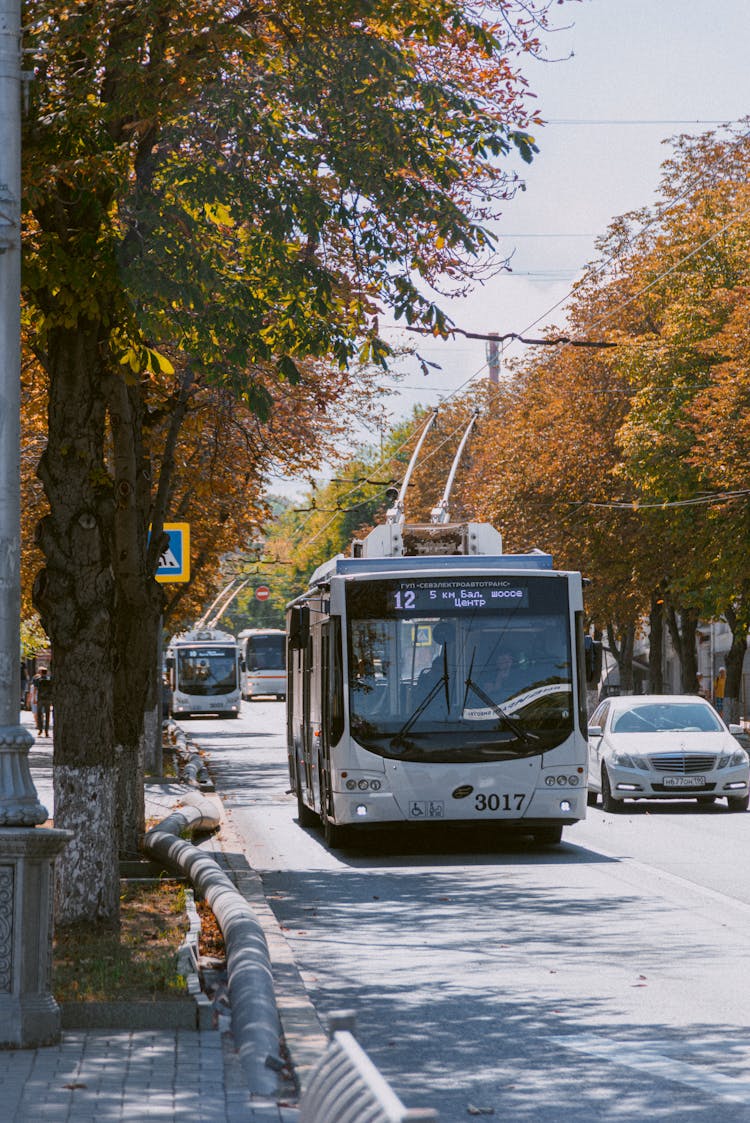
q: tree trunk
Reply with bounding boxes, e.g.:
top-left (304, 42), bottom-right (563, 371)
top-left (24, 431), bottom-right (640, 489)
top-left (108, 373), bottom-right (163, 857)
top-left (33, 323), bottom-right (119, 927)
top-left (723, 602), bottom-right (749, 725)
top-left (665, 603), bottom-right (700, 694)
top-left (606, 622), bottom-right (635, 694)
top-left (112, 602), bottom-right (159, 855)
top-left (648, 592), bottom-right (664, 693)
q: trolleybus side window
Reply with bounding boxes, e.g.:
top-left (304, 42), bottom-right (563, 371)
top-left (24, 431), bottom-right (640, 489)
top-left (574, 612), bottom-right (589, 739)
top-left (329, 616), bottom-right (345, 745)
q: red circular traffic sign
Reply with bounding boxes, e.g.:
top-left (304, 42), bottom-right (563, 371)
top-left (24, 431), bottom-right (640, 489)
top-left (255, 585), bottom-right (270, 601)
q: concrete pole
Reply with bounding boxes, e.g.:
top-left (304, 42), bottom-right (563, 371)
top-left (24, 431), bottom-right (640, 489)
top-left (0, 0), bottom-right (69, 1047)
top-left (486, 333), bottom-right (500, 385)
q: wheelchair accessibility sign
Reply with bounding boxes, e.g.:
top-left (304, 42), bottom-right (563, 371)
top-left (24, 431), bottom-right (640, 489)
top-left (409, 800), bottom-right (444, 818)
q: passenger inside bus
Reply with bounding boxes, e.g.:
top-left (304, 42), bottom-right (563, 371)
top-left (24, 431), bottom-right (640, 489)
top-left (415, 623), bottom-right (453, 698)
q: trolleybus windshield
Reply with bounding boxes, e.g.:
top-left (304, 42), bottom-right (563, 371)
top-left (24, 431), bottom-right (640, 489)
top-left (176, 646), bottom-right (238, 696)
top-left (346, 576), bottom-right (573, 762)
top-left (244, 633), bottom-right (285, 672)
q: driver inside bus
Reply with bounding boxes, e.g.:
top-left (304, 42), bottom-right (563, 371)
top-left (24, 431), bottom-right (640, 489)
top-left (481, 651), bottom-right (523, 700)
top-left (475, 642), bottom-right (528, 703)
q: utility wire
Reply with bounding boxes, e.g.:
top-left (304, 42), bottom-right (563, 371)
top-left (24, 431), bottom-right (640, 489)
top-left (580, 489), bottom-right (750, 511)
top-left (390, 134), bottom-right (750, 412)
top-left (518, 119), bottom-right (750, 337)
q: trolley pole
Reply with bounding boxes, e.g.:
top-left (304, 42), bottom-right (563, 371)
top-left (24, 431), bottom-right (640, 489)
top-left (0, 0), bottom-right (69, 1047)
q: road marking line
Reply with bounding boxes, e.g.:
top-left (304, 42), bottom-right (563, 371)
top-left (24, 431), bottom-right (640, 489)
top-left (551, 1033), bottom-right (750, 1103)
top-left (580, 828), bottom-right (750, 920)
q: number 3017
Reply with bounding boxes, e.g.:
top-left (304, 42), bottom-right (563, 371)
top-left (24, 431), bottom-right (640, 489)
top-left (475, 792), bottom-right (524, 811)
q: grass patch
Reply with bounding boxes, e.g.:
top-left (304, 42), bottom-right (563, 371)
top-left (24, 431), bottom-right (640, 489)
top-left (54, 879), bottom-right (190, 1003)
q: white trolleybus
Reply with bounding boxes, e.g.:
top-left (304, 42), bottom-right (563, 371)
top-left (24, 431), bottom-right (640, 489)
top-left (287, 412), bottom-right (594, 849)
top-left (238, 628), bottom-right (287, 701)
top-left (166, 627), bottom-right (242, 719)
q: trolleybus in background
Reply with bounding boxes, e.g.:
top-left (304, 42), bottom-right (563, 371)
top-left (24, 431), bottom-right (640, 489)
top-left (165, 628), bottom-right (241, 719)
top-left (286, 411), bottom-right (593, 849)
top-left (238, 628), bottom-right (287, 701)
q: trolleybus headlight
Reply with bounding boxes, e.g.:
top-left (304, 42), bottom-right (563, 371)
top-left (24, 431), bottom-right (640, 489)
top-left (545, 776), bottom-right (556, 787)
top-left (560, 800), bottom-right (572, 812)
top-left (568, 775), bottom-right (580, 786)
top-left (556, 776), bottom-right (567, 786)
top-left (358, 779), bottom-right (369, 790)
top-left (356, 804), bottom-right (368, 817)
top-left (346, 780), bottom-right (357, 791)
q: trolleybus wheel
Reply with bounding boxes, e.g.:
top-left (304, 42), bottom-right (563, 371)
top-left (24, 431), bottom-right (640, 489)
top-left (319, 771), bottom-right (351, 848)
top-left (601, 767), bottom-right (621, 813)
top-left (323, 812), bottom-right (351, 849)
top-left (296, 763), bottom-right (319, 828)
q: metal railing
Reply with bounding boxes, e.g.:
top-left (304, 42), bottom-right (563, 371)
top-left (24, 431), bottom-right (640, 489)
top-left (299, 1011), bottom-right (438, 1123)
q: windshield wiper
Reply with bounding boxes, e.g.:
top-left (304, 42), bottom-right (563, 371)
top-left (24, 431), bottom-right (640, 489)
top-left (391, 652), bottom-right (451, 750)
top-left (463, 675), bottom-right (539, 746)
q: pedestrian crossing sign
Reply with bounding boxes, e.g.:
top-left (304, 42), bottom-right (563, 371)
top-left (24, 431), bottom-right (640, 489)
top-left (154, 522), bottom-right (190, 584)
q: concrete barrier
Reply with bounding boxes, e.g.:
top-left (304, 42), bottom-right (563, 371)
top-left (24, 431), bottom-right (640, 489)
top-left (300, 1012), bottom-right (438, 1123)
top-left (143, 795), bottom-right (282, 1096)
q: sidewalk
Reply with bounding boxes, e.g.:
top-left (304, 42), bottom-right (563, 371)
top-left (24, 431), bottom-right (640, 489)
top-left (0, 713), bottom-right (301, 1123)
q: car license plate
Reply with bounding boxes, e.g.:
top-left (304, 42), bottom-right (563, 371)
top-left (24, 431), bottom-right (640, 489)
top-left (663, 774), bottom-right (705, 788)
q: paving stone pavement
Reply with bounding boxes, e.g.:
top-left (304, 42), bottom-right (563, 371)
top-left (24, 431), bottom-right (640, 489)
top-left (2, 714), bottom-right (303, 1122)
top-left (0, 1028), bottom-right (299, 1122)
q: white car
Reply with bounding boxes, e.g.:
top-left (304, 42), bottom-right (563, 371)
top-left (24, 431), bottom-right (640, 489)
top-left (587, 694), bottom-right (750, 813)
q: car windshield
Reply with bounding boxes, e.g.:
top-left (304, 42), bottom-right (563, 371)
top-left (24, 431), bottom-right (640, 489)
top-left (346, 574), bottom-right (574, 763)
top-left (611, 702), bottom-right (723, 734)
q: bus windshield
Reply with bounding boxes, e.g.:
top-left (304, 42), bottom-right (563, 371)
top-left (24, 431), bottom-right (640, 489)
top-left (245, 634), bottom-right (285, 672)
top-left (346, 575), bottom-right (573, 762)
top-left (177, 646), bottom-right (238, 696)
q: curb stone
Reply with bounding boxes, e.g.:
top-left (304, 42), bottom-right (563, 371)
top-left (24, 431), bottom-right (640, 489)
top-left (205, 808), bottom-right (328, 1094)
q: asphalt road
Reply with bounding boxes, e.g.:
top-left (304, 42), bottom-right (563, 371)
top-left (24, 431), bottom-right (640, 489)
top-left (184, 704), bottom-right (750, 1122)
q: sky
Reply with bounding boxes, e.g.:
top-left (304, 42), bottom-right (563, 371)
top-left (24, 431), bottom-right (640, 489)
top-left (272, 0), bottom-right (750, 498)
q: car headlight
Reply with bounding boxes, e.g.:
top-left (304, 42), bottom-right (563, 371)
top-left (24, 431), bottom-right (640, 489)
top-left (719, 749), bottom-right (749, 768)
top-left (611, 750), bottom-right (647, 769)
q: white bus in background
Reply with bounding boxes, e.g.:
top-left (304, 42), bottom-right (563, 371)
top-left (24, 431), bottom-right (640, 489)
top-left (166, 628), bottom-right (241, 719)
top-left (238, 628), bottom-right (287, 701)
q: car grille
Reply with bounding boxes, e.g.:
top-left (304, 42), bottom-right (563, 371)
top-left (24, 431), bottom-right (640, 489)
top-left (648, 753), bottom-right (717, 773)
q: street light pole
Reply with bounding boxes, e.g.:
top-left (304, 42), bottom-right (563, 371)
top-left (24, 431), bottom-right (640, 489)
top-left (0, 0), bottom-right (69, 1048)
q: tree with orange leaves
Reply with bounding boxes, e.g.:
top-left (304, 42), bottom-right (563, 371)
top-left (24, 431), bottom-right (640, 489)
top-left (23, 0), bottom-right (568, 925)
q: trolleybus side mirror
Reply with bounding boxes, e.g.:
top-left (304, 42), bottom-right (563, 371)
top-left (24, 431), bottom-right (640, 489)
top-left (289, 605), bottom-right (310, 650)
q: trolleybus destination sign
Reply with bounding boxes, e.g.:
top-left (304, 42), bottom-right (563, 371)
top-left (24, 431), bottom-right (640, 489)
top-left (388, 578), bottom-right (530, 613)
